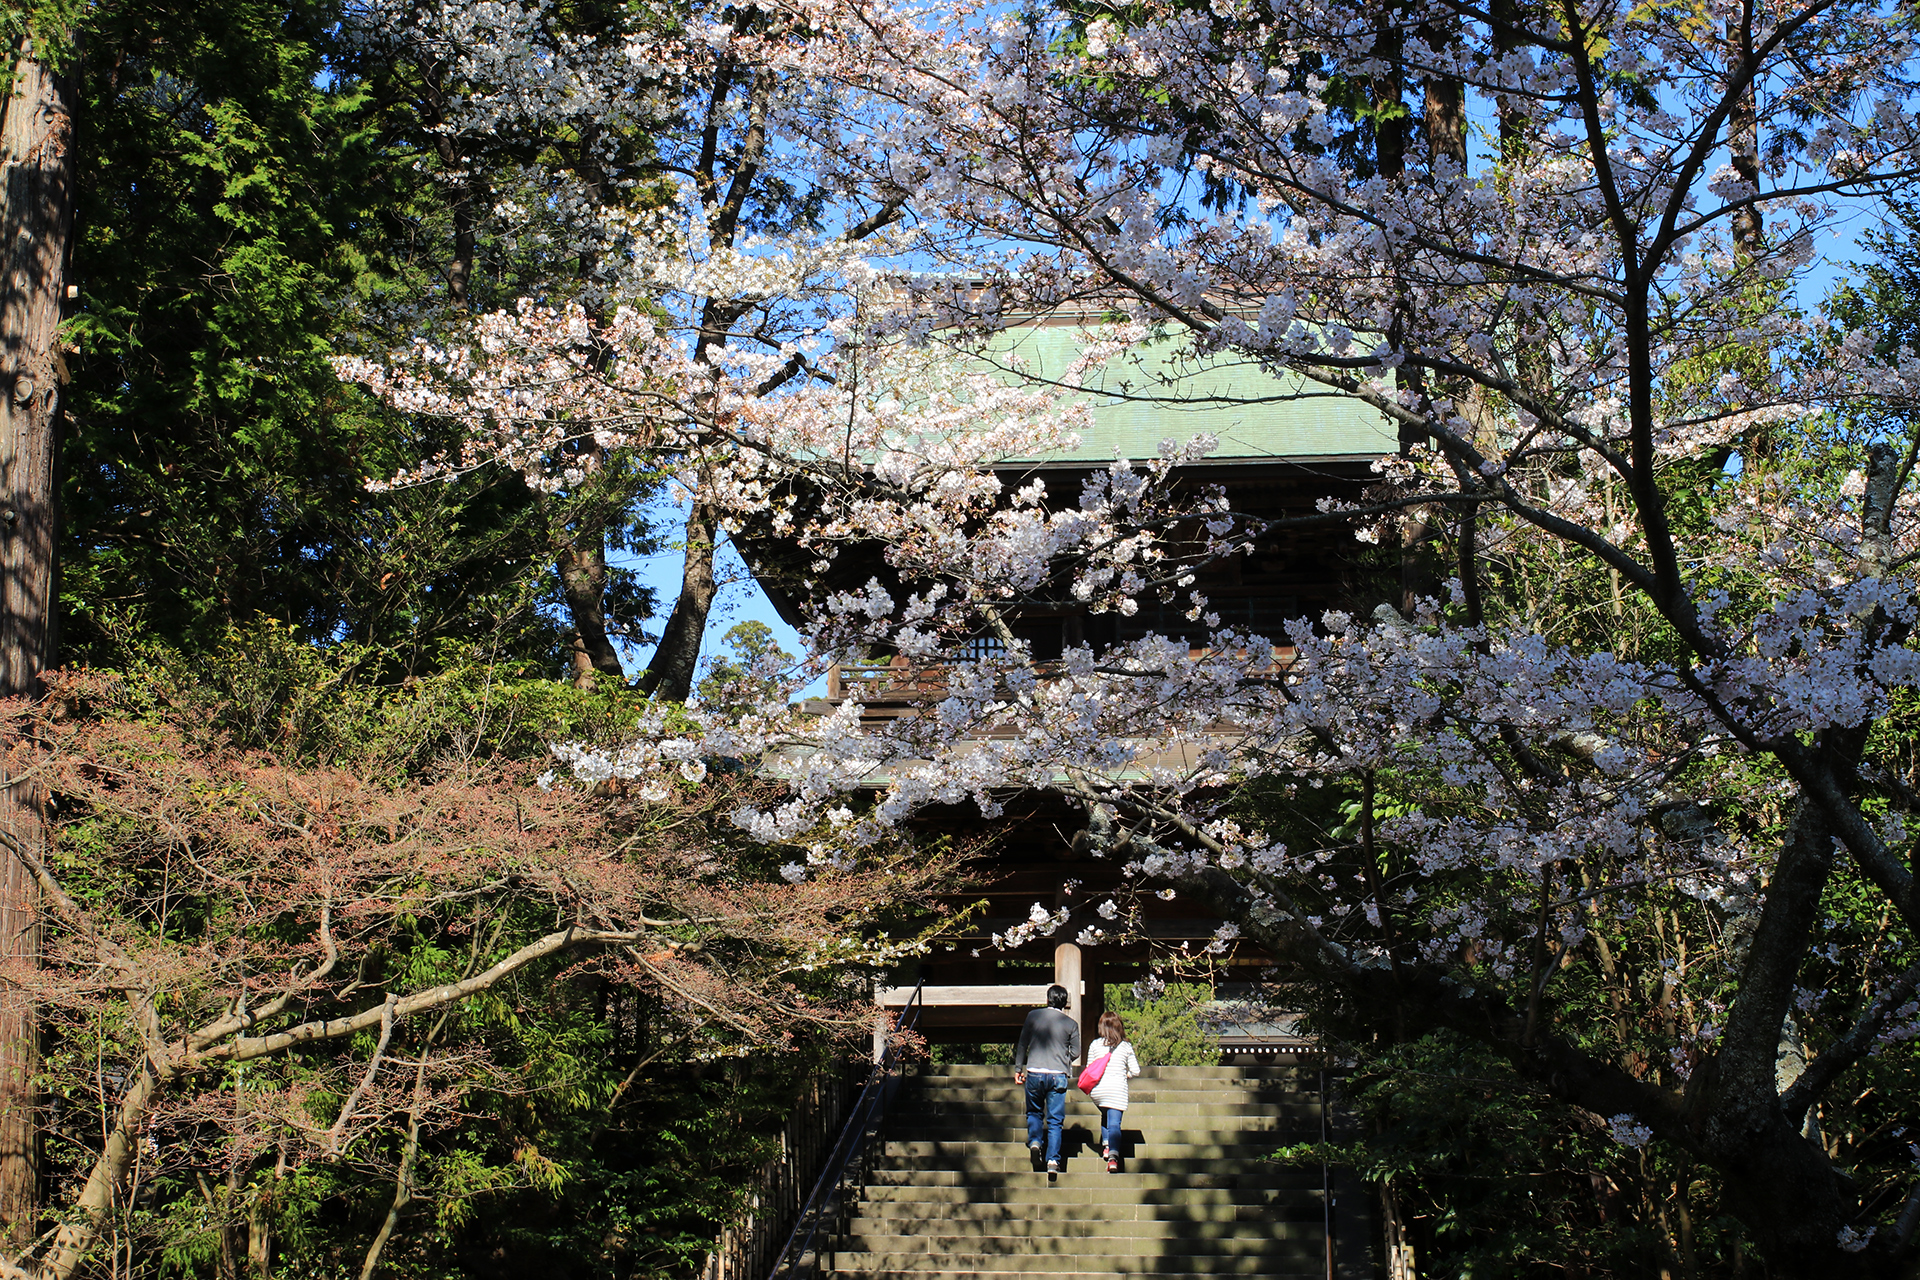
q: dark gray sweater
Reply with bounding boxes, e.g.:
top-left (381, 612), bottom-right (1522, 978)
top-left (1013, 1007), bottom-right (1080, 1076)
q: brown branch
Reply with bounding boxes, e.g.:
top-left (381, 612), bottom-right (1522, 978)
top-left (325, 993), bottom-right (398, 1155)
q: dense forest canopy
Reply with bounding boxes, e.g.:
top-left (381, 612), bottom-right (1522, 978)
top-left (1, 0), bottom-right (1919, 1275)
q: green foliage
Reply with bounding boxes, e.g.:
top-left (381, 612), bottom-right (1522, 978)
top-left (1105, 982), bottom-right (1220, 1067)
top-left (100, 618), bottom-right (671, 777)
top-left (1277, 1034), bottom-right (1745, 1279)
top-left (57, 0), bottom-right (671, 679)
top-left (1833, 195), bottom-right (1920, 364)
top-left (697, 620), bottom-right (797, 714)
top-left (0, 0), bottom-right (88, 66)
top-left (63, 0), bottom-right (398, 650)
top-left (929, 1041), bottom-right (1015, 1065)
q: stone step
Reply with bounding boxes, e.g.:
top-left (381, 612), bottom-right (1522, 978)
top-left (840, 1218), bottom-right (1323, 1246)
top-left (839, 1237), bottom-right (1315, 1262)
top-left (871, 1160), bottom-right (1303, 1180)
top-left (859, 1181), bottom-right (1320, 1206)
top-left (909, 1075), bottom-right (1315, 1091)
top-left (884, 1144), bottom-right (1310, 1160)
top-left (890, 1118), bottom-right (1304, 1135)
top-left (831, 1065), bottom-right (1336, 1277)
top-left (898, 1097), bottom-right (1320, 1113)
top-left (885, 1139), bottom-right (1311, 1159)
top-left (909, 1081), bottom-right (1318, 1098)
top-left (832, 1249), bottom-right (1322, 1274)
top-left (838, 1272), bottom-right (1324, 1280)
top-left (849, 1195), bottom-right (1326, 1221)
top-left (912, 1066), bottom-right (1311, 1082)
top-left (896, 1115), bottom-right (1305, 1130)
top-left (893, 1123), bottom-right (1308, 1144)
top-left (883, 1136), bottom-right (1305, 1159)
top-left (890, 1128), bottom-right (1313, 1151)
top-left (894, 1111), bottom-right (1301, 1129)
top-left (868, 1166), bottom-right (1318, 1188)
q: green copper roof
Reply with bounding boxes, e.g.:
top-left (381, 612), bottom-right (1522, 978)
top-left (979, 321), bottom-right (1396, 466)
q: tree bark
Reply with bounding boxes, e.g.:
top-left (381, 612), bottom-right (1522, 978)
top-left (1173, 825), bottom-right (1888, 1276)
top-left (1726, 17), bottom-right (1761, 258)
top-left (1490, 0), bottom-right (1529, 153)
top-left (0, 37), bottom-right (71, 700)
top-left (420, 58), bottom-right (475, 311)
top-left (444, 163), bottom-right (475, 311)
top-left (0, 795), bottom-right (39, 1250)
top-left (0, 34), bottom-right (75, 1248)
top-left (1420, 20), bottom-right (1465, 175)
top-left (638, 501), bottom-right (717, 703)
top-left (246, 1146), bottom-right (283, 1280)
top-left (557, 533), bottom-right (624, 689)
top-left (1371, 12), bottom-right (1405, 182)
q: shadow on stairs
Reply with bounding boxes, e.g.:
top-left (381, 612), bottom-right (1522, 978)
top-left (827, 1063), bottom-right (1372, 1279)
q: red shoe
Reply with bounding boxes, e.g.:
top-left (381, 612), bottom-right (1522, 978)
top-left (1106, 1156), bottom-right (1120, 1172)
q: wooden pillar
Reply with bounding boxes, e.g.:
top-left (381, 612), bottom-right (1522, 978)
top-left (872, 1009), bottom-right (890, 1065)
top-left (1053, 941), bottom-right (1083, 1052)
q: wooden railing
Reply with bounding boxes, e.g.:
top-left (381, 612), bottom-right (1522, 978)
top-left (698, 1070), bottom-right (856, 1280)
top-left (760, 981), bottom-right (927, 1280)
top-left (827, 656), bottom-right (941, 703)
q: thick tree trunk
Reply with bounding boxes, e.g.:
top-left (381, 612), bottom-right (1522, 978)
top-left (1420, 21), bottom-right (1465, 175)
top-left (1175, 812), bottom-right (1892, 1277)
top-left (1371, 14), bottom-right (1405, 182)
top-left (0, 39), bottom-right (70, 699)
top-left (1726, 19), bottom-right (1761, 258)
top-left (557, 533), bottom-right (624, 689)
top-left (423, 63), bottom-right (476, 311)
top-left (446, 175), bottom-right (475, 310)
top-left (0, 36), bottom-right (75, 1250)
top-left (1490, 0), bottom-right (1529, 153)
top-left (0, 795), bottom-right (39, 1248)
top-left (638, 501), bottom-right (717, 703)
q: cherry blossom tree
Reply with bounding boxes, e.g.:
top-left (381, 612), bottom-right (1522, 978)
top-left (342, 0), bottom-right (1920, 1268)
top-left (337, 0), bottom-right (953, 695)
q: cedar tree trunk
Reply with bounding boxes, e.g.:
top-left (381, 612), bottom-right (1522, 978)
top-left (0, 34), bottom-right (75, 1247)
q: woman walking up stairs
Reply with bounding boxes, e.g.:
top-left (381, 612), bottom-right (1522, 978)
top-left (1082, 1014), bottom-right (1142, 1173)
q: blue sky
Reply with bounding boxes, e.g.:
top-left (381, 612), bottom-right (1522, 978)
top-left (616, 509), bottom-right (818, 698)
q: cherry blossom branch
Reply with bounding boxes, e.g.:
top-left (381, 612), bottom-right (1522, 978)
top-left (1645, 0), bottom-right (1843, 266)
top-left (1780, 959), bottom-right (1920, 1126)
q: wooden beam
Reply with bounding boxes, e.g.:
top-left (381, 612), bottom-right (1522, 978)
top-left (878, 984), bottom-right (1050, 1007)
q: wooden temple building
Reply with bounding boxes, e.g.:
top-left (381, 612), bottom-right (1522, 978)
top-left (743, 313), bottom-right (1397, 1055)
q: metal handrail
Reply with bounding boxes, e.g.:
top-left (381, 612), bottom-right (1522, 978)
top-left (764, 978), bottom-right (926, 1280)
top-left (1320, 1063), bottom-right (1332, 1280)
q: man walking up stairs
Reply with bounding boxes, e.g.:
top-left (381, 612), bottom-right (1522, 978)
top-left (830, 1063), bottom-right (1336, 1278)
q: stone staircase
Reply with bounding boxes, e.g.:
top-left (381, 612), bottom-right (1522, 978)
top-left (829, 1064), bottom-right (1334, 1279)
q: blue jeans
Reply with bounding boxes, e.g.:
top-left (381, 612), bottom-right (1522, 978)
top-left (1024, 1073), bottom-right (1068, 1162)
top-left (1101, 1106), bottom-right (1124, 1156)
